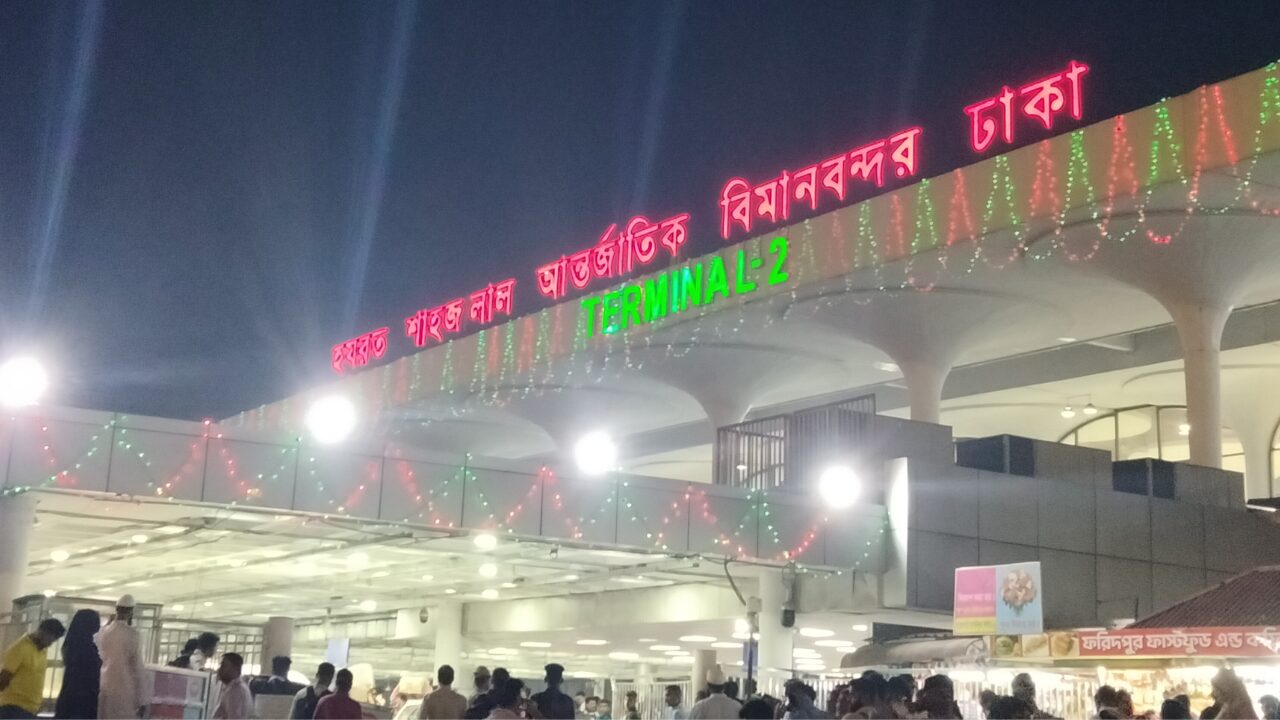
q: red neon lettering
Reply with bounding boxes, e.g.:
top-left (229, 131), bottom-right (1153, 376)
top-left (965, 87), bottom-right (1015, 152)
top-left (658, 213), bottom-right (690, 257)
top-left (626, 216), bottom-right (661, 265)
top-left (848, 140), bottom-right (887, 187)
top-left (819, 154), bottom-right (848, 202)
top-left (719, 178), bottom-right (753, 239)
top-left (966, 61), bottom-right (1088, 153)
top-left (792, 165), bottom-right (820, 210)
top-left (331, 327), bottom-right (390, 374)
top-left (753, 172), bottom-right (790, 225)
top-left (889, 127), bottom-right (922, 178)
top-left (719, 126), bottom-right (922, 241)
top-left (535, 258), bottom-right (568, 299)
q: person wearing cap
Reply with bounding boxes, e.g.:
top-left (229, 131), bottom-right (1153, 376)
top-left (96, 594), bottom-right (147, 720)
top-left (420, 665), bottom-right (467, 720)
top-left (0, 618), bottom-right (66, 719)
top-left (531, 664), bottom-right (575, 719)
top-left (686, 666), bottom-right (739, 720)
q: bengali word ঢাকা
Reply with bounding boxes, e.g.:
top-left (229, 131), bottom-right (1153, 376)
top-left (965, 60), bottom-right (1088, 153)
top-left (535, 212), bottom-right (692, 301)
top-left (580, 236), bottom-right (791, 337)
top-left (331, 327), bottom-right (390, 374)
top-left (719, 125), bottom-right (922, 241)
top-left (404, 278), bottom-right (517, 348)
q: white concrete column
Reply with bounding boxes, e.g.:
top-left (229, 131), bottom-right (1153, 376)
top-left (1222, 367), bottom-right (1280, 500)
top-left (756, 567), bottom-right (793, 682)
top-left (433, 600), bottom-right (463, 675)
top-left (690, 649), bottom-right (716, 697)
top-left (0, 493), bottom-right (36, 613)
top-left (896, 358), bottom-right (951, 425)
top-left (262, 616), bottom-right (294, 666)
top-left (1169, 302), bottom-right (1230, 468)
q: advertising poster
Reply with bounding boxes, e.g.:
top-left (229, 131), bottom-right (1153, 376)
top-left (954, 561), bottom-right (1043, 636)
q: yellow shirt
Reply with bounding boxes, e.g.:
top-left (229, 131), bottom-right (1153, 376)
top-left (0, 635), bottom-right (47, 713)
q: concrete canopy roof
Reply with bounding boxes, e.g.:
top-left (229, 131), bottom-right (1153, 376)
top-left (232, 60), bottom-right (1280, 478)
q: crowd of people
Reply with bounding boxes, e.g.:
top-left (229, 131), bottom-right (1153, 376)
top-left (4, 599), bottom-right (1280, 720)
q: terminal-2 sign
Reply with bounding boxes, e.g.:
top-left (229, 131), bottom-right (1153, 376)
top-left (331, 60), bottom-right (1090, 374)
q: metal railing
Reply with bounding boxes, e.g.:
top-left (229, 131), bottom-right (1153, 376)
top-left (715, 395), bottom-right (876, 491)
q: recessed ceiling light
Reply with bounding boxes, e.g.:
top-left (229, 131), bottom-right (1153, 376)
top-left (576, 639), bottom-right (608, 646)
top-left (852, 624), bottom-right (869, 632)
top-left (1060, 406), bottom-right (1076, 419)
top-left (564, 574), bottom-right (580, 581)
top-left (815, 639), bottom-right (854, 648)
top-left (608, 651), bottom-right (639, 661)
top-left (793, 648), bottom-right (821, 658)
top-left (637, 638), bottom-right (657, 643)
top-left (157, 525), bottom-right (186, 535)
top-left (172, 604), bottom-right (185, 612)
top-left (520, 641), bottom-right (551, 648)
top-left (131, 534), bottom-right (149, 544)
top-left (872, 361), bottom-right (899, 373)
top-left (501, 582), bottom-right (517, 589)
top-left (711, 641), bottom-right (741, 649)
top-left (679, 635), bottom-right (716, 643)
top-left (444, 588), bottom-right (457, 595)
top-left (488, 647), bottom-right (518, 656)
top-left (42, 589), bottom-right (56, 598)
top-left (664, 650), bottom-right (690, 656)
top-left (798, 628), bottom-right (834, 638)
top-left (649, 644), bottom-right (680, 651)
top-left (1083, 403), bottom-right (1099, 416)
top-left (421, 574), bottom-right (435, 582)
top-left (358, 600), bottom-right (377, 612)
top-left (473, 533), bottom-right (498, 551)
top-left (203, 601), bottom-right (214, 607)
top-left (371, 571), bottom-right (389, 578)
top-left (1057, 336), bottom-right (1077, 343)
top-left (50, 550), bottom-right (69, 563)
top-left (481, 589), bottom-right (499, 600)
top-left (345, 552), bottom-right (369, 570)
top-left (478, 563), bottom-right (499, 578)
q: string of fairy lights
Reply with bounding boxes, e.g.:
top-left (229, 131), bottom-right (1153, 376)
top-left (4, 414), bottom-right (883, 565)
top-left (275, 62), bottom-right (1280, 423)
top-left (3, 64), bottom-right (1280, 570)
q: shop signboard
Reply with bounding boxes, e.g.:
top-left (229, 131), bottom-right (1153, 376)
top-left (954, 561), bottom-right (1043, 636)
top-left (991, 627), bottom-right (1280, 659)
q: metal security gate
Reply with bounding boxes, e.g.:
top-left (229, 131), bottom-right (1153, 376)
top-left (714, 394), bottom-right (876, 492)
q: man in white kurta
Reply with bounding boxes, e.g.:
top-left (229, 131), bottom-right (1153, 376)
top-left (96, 594), bottom-right (147, 720)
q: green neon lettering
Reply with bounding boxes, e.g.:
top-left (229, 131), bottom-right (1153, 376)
top-left (734, 250), bottom-right (758, 295)
top-left (704, 256), bottom-right (729, 303)
top-left (601, 290), bottom-right (622, 334)
top-left (621, 286), bottom-right (643, 329)
top-left (768, 236), bottom-right (790, 286)
top-left (581, 296), bottom-right (602, 337)
top-left (643, 274), bottom-right (669, 322)
top-left (680, 263), bottom-right (703, 308)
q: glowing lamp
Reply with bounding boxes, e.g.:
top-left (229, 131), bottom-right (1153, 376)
top-left (0, 357), bottom-right (49, 408)
top-left (574, 431), bottom-right (617, 476)
top-left (305, 395), bottom-right (357, 444)
top-left (818, 464), bottom-right (860, 509)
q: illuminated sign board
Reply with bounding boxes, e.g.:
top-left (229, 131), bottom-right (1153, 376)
top-left (581, 237), bottom-right (791, 337)
top-left (330, 61), bottom-right (1090, 374)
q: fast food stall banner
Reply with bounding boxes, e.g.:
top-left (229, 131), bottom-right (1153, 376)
top-left (954, 562), bottom-right (1043, 636)
top-left (1064, 627), bottom-right (1280, 658)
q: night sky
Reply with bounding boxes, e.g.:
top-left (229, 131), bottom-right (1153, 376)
top-left (2, 0), bottom-right (1279, 420)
